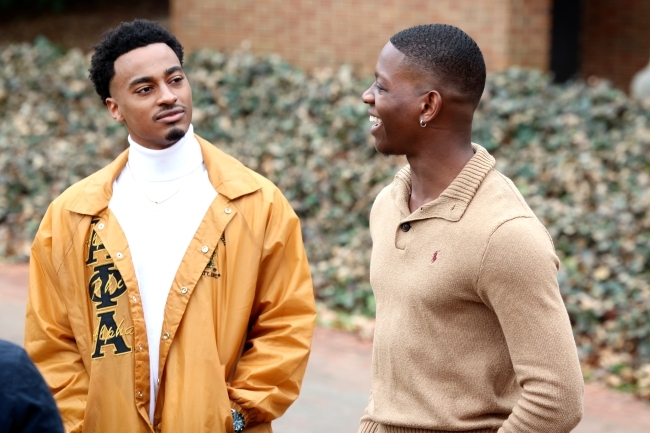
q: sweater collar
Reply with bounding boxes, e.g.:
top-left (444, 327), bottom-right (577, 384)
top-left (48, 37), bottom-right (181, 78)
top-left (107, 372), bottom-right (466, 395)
top-left (391, 143), bottom-right (495, 223)
top-left (65, 134), bottom-right (262, 215)
top-left (127, 124), bottom-right (202, 182)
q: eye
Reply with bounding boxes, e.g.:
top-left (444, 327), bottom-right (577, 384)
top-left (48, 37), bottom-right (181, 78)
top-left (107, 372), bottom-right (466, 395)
top-left (374, 81), bottom-right (386, 92)
top-left (136, 86), bottom-right (153, 94)
top-left (170, 76), bottom-right (184, 84)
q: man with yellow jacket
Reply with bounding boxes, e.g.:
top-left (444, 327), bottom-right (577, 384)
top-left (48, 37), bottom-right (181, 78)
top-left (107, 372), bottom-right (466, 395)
top-left (25, 19), bottom-right (316, 433)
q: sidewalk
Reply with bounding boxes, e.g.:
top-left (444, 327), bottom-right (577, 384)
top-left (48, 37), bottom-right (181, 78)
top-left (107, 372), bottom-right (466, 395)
top-left (2, 263), bottom-right (649, 432)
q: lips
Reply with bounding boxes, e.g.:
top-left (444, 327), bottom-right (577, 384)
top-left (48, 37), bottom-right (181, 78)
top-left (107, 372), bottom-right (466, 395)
top-left (367, 112), bottom-right (383, 136)
top-left (155, 107), bottom-right (185, 123)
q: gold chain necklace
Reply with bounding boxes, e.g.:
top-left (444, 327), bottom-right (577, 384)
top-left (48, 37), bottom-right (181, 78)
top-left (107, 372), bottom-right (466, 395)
top-left (127, 161), bottom-right (201, 206)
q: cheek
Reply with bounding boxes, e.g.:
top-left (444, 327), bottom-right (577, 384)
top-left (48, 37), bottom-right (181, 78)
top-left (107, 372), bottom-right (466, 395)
top-left (183, 86), bottom-right (193, 105)
top-left (122, 105), bottom-right (152, 127)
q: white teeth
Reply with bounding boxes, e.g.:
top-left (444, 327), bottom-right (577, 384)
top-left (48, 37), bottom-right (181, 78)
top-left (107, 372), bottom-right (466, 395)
top-left (369, 115), bottom-right (382, 123)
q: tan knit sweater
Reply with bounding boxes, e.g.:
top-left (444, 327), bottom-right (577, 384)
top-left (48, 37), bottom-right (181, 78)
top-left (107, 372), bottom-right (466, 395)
top-left (359, 144), bottom-right (584, 433)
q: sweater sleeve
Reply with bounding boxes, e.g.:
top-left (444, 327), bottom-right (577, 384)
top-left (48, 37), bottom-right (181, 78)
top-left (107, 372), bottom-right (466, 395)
top-left (476, 217), bottom-right (584, 433)
top-left (24, 205), bottom-right (90, 433)
top-left (358, 390), bottom-right (380, 433)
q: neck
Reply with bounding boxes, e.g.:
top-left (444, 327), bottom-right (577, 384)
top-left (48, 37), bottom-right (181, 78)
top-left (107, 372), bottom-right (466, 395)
top-left (128, 124), bottom-right (202, 182)
top-left (406, 129), bottom-right (474, 213)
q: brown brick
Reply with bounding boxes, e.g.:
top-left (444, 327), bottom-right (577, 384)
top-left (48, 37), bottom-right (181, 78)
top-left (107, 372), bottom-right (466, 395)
top-left (581, 0), bottom-right (650, 90)
top-left (171, 0), bottom-right (552, 75)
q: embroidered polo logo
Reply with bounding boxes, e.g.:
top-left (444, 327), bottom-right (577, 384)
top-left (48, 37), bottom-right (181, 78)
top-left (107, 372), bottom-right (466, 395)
top-left (431, 250), bottom-right (440, 264)
top-left (87, 219), bottom-right (133, 359)
top-left (202, 249), bottom-right (221, 279)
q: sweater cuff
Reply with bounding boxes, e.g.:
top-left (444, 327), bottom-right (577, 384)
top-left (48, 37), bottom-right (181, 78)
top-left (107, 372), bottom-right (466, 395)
top-left (230, 400), bottom-right (252, 427)
top-left (358, 419), bottom-right (380, 433)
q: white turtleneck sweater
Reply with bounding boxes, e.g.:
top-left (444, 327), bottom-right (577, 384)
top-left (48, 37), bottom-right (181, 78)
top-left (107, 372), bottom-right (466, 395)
top-left (108, 125), bottom-right (217, 422)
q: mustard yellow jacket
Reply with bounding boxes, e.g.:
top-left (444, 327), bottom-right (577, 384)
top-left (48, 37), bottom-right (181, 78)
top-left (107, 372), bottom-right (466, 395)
top-left (25, 136), bottom-right (316, 433)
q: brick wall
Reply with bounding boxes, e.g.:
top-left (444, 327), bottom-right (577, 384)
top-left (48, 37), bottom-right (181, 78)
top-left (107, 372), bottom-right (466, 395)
top-left (581, 0), bottom-right (650, 91)
top-left (171, 0), bottom-right (551, 76)
top-left (509, 0), bottom-right (552, 70)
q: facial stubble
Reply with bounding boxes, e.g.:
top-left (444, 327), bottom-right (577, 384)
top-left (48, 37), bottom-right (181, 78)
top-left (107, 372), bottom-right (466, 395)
top-left (165, 127), bottom-right (186, 142)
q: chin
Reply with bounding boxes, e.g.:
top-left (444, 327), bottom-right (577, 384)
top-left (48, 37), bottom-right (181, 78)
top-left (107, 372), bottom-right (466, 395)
top-left (374, 142), bottom-right (401, 157)
top-left (164, 126), bottom-right (187, 142)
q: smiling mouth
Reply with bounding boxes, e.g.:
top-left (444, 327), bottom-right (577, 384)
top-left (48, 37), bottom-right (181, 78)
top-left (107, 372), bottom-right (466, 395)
top-left (369, 115), bottom-right (382, 124)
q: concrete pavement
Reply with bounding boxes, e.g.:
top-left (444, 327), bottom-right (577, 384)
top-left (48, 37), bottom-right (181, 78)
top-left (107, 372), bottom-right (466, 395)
top-left (0, 263), bottom-right (29, 346)
top-left (2, 263), bottom-right (650, 432)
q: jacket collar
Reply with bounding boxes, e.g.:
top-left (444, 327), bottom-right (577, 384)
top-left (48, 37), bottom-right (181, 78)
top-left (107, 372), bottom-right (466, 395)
top-left (66, 134), bottom-right (262, 215)
top-left (391, 143), bottom-right (495, 222)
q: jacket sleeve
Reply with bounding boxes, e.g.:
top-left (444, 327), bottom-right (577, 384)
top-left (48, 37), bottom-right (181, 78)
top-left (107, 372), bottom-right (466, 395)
top-left (477, 217), bottom-right (584, 433)
top-left (0, 341), bottom-right (65, 433)
top-left (24, 205), bottom-right (89, 433)
top-left (227, 188), bottom-right (317, 426)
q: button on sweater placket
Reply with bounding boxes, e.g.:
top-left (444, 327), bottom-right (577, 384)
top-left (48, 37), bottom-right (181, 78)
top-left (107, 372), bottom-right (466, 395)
top-left (395, 221), bottom-right (413, 250)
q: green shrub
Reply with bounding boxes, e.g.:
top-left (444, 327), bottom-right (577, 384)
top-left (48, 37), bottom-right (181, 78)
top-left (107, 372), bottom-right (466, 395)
top-left (1, 40), bottom-right (649, 398)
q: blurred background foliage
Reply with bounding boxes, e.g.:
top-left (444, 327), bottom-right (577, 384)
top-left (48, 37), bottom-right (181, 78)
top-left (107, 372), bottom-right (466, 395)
top-left (0, 39), bottom-right (649, 399)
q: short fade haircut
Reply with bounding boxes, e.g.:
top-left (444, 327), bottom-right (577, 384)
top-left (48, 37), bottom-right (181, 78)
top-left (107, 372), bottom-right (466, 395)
top-left (390, 24), bottom-right (486, 103)
top-left (89, 19), bottom-right (184, 105)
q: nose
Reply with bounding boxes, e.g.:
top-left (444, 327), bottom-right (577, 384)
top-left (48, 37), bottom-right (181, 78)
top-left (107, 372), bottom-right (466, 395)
top-left (159, 83), bottom-right (178, 105)
top-left (362, 85), bottom-right (374, 105)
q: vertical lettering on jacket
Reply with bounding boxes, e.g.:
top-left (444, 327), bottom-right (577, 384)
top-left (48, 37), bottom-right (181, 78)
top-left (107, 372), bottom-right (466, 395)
top-left (87, 218), bottom-right (133, 359)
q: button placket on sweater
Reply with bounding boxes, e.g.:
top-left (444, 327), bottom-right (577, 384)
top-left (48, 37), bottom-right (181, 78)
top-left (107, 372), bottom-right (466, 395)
top-left (390, 145), bottom-right (494, 253)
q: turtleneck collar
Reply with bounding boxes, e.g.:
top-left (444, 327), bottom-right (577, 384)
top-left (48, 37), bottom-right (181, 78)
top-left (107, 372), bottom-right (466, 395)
top-left (127, 124), bottom-right (203, 182)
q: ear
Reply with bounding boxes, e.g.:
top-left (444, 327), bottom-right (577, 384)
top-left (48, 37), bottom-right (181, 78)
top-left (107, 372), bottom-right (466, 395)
top-left (420, 90), bottom-right (442, 125)
top-left (105, 97), bottom-right (124, 123)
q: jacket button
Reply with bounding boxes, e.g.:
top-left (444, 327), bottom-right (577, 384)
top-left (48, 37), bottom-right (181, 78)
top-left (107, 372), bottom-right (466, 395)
top-left (201, 246), bottom-right (209, 253)
top-left (400, 222), bottom-right (411, 232)
top-left (116, 252), bottom-right (124, 259)
top-left (225, 208), bottom-right (232, 214)
top-left (97, 223), bottom-right (105, 230)
top-left (181, 286), bottom-right (188, 294)
top-left (162, 332), bottom-right (170, 340)
top-left (137, 391), bottom-right (143, 398)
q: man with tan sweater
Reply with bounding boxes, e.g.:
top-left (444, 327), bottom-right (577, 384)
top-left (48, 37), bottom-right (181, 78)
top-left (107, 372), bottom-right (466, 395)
top-left (358, 24), bottom-right (584, 433)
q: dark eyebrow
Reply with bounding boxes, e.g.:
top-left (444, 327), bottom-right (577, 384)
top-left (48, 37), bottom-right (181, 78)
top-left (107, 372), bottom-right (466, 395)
top-left (128, 76), bottom-right (153, 88)
top-left (128, 66), bottom-right (184, 88)
top-left (165, 65), bottom-right (183, 76)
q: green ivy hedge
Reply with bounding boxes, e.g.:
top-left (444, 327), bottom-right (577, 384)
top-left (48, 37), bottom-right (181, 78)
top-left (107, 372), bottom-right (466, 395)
top-left (1, 40), bottom-right (649, 398)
